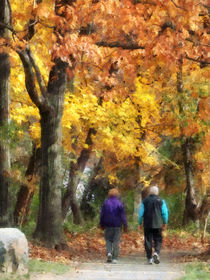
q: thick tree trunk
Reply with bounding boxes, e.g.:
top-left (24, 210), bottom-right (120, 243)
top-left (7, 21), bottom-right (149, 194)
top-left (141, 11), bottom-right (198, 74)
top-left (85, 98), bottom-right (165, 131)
top-left (34, 59), bottom-right (67, 247)
top-left (16, 0), bottom-right (71, 247)
top-left (62, 128), bottom-right (96, 223)
top-left (0, 0), bottom-right (11, 227)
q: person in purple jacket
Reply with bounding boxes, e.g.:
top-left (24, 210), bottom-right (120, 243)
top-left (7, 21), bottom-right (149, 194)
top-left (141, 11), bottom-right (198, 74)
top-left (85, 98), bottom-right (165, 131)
top-left (100, 188), bottom-right (128, 264)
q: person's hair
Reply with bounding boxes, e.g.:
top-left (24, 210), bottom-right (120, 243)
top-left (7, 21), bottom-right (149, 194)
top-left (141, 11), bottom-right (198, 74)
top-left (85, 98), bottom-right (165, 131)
top-left (150, 186), bottom-right (159, 195)
top-left (108, 188), bottom-right (120, 197)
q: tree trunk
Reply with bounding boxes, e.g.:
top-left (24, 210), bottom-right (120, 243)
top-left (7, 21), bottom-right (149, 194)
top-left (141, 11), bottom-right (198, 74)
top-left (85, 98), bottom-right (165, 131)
top-left (0, 0), bottom-right (11, 227)
top-left (177, 57), bottom-right (199, 225)
top-left (182, 138), bottom-right (198, 225)
top-left (177, 57), bottom-right (209, 227)
top-left (62, 160), bottom-right (84, 224)
top-left (133, 157), bottom-right (145, 221)
top-left (16, 0), bottom-right (69, 247)
top-left (62, 128), bottom-right (96, 223)
top-left (14, 184), bottom-right (34, 225)
top-left (14, 145), bottom-right (41, 226)
top-left (199, 191), bottom-right (210, 242)
top-left (80, 157), bottom-right (103, 220)
top-left (133, 162), bottom-right (143, 220)
top-left (34, 59), bottom-right (67, 247)
top-left (133, 185), bottom-right (142, 220)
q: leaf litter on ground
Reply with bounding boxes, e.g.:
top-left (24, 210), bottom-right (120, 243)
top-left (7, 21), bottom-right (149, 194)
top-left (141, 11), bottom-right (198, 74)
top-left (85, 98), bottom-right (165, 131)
top-left (29, 229), bottom-right (209, 264)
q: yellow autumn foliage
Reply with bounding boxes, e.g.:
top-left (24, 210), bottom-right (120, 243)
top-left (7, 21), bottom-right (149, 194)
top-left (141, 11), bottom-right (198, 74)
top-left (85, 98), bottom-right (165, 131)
top-left (62, 77), bottom-right (161, 170)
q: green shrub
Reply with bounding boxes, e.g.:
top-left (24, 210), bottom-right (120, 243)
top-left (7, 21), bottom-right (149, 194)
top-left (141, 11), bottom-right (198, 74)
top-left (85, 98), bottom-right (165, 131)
top-left (161, 192), bottom-right (185, 229)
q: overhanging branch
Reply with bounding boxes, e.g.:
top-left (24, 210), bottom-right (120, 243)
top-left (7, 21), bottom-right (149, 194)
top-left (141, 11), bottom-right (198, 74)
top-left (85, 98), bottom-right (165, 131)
top-left (17, 48), bottom-right (50, 111)
top-left (96, 41), bottom-right (145, 50)
top-left (27, 48), bottom-right (47, 98)
top-left (185, 54), bottom-right (210, 67)
top-left (170, 0), bottom-right (187, 11)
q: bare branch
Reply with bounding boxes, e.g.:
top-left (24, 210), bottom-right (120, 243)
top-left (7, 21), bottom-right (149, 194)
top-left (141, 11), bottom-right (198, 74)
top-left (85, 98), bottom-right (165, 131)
top-left (132, 0), bottom-right (157, 5)
top-left (202, 4), bottom-right (209, 9)
top-left (186, 37), bottom-right (210, 48)
top-left (96, 41), bottom-right (145, 50)
top-left (39, 20), bottom-right (55, 29)
top-left (0, 20), bottom-right (38, 36)
top-left (185, 54), bottom-right (210, 67)
top-left (24, 0), bottom-right (42, 40)
top-left (17, 48), bottom-right (50, 111)
top-left (170, 0), bottom-right (187, 11)
top-left (27, 48), bottom-right (47, 98)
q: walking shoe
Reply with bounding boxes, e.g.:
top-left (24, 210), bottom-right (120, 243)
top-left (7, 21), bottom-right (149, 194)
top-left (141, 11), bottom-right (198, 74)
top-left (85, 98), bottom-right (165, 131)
top-left (147, 258), bottom-right (153, 265)
top-left (153, 252), bottom-right (160, 264)
top-left (107, 253), bottom-right (112, 263)
top-left (112, 259), bottom-right (118, 264)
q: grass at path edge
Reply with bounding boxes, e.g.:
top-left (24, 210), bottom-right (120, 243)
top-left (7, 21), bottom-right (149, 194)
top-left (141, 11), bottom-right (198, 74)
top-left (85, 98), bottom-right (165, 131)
top-left (178, 262), bottom-right (210, 280)
top-left (0, 259), bottom-right (70, 280)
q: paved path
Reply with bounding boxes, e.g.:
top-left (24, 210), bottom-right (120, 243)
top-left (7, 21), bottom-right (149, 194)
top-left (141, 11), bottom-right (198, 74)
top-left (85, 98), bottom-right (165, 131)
top-left (31, 252), bottom-right (185, 280)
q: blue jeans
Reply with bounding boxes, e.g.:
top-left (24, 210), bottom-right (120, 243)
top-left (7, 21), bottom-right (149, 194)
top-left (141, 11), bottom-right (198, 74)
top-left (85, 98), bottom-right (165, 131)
top-left (105, 227), bottom-right (121, 259)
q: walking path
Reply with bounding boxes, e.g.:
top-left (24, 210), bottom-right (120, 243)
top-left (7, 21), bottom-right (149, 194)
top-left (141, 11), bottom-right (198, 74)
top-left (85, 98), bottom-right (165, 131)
top-left (31, 251), bottom-right (185, 280)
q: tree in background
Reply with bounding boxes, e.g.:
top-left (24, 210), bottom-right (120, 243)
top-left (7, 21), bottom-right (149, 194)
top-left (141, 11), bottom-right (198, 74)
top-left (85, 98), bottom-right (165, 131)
top-left (0, 0), bottom-right (11, 226)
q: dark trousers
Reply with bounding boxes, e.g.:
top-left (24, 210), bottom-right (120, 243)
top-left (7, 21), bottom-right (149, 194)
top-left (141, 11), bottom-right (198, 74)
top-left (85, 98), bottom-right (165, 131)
top-left (105, 227), bottom-right (121, 259)
top-left (144, 228), bottom-right (162, 259)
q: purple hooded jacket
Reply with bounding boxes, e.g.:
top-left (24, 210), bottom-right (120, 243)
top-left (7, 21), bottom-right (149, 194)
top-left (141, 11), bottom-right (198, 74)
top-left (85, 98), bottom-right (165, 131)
top-left (100, 196), bottom-right (127, 228)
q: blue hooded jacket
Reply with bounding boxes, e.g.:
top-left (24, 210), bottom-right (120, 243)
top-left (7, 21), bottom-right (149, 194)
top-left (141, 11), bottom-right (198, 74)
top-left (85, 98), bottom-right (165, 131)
top-left (138, 194), bottom-right (168, 228)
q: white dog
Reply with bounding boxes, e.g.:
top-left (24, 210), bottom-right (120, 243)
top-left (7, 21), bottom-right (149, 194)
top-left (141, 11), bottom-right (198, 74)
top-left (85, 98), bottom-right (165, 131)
top-left (0, 228), bottom-right (28, 274)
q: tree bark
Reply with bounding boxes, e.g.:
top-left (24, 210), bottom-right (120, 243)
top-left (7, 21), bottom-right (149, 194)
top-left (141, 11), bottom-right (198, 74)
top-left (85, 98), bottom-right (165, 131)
top-left (33, 59), bottom-right (67, 246)
top-left (177, 57), bottom-right (199, 225)
top-left (182, 138), bottom-right (198, 225)
top-left (80, 157), bottom-right (103, 220)
top-left (19, 48), bottom-right (67, 246)
top-left (0, 0), bottom-right (11, 227)
top-left (16, 0), bottom-right (68, 247)
top-left (133, 162), bottom-right (143, 220)
top-left (14, 184), bottom-right (34, 225)
top-left (133, 185), bottom-right (142, 220)
top-left (14, 145), bottom-right (41, 226)
top-left (62, 128), bottom-right (96, 223)
top-left (199, 191), bottom-right (210, 242)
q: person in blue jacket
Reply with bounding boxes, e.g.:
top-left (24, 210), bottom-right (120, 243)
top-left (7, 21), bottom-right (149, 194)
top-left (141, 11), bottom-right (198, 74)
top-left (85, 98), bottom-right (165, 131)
top-left (100, 188), bottom-right (128, 264)
top-left (138, 185), bottom-right (168, 265)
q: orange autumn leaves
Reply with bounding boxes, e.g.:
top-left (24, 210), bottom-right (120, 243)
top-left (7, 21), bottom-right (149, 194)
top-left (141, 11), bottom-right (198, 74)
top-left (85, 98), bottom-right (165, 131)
top-left (6, 0), bottom-right (209, 183)
top-left (29, 230), bottom-right (209, 264)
